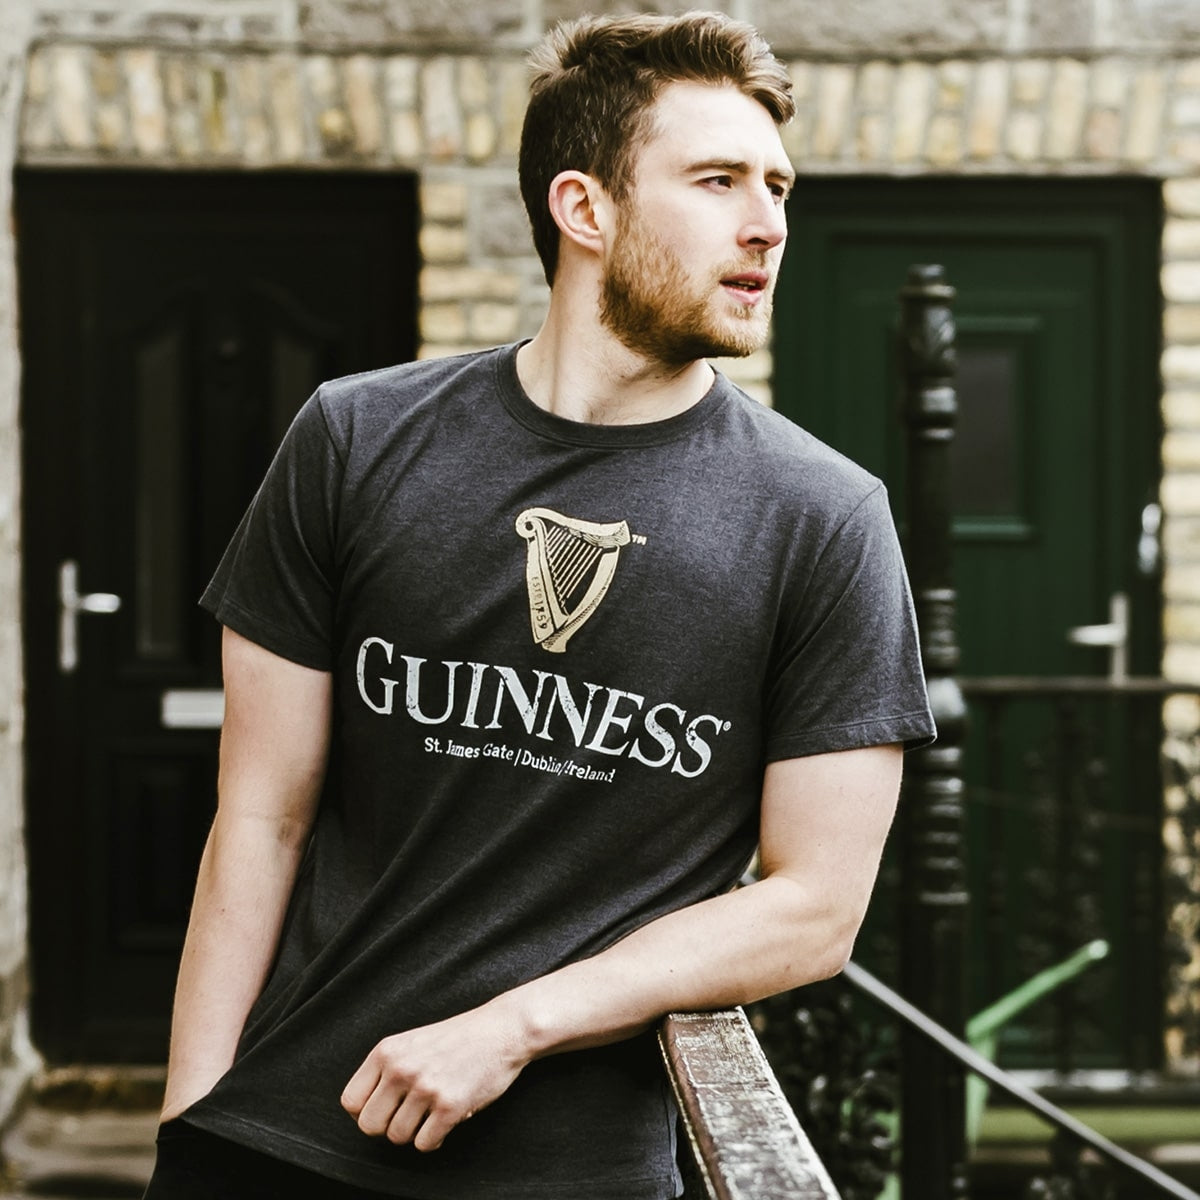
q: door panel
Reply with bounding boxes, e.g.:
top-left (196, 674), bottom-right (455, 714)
top-left (819, 250), bottom-right (1103, 680)
top-left (18, 169), bottom-right (418, 1062)
top-left (775, 179), bottom-right (1162, 1068)
top-left (778, 180), bottom-right (1161, 677)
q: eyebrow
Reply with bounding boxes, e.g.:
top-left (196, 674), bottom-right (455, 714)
top-left (687, 158), bottom-right (797, 190)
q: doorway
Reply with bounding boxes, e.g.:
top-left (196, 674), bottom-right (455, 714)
top-left (774, 177), bottom-right (1164, 1068)
top-left (17, 169), bottom-right (418, 1062)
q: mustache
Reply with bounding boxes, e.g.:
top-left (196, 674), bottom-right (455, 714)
top-left (715, 257), bottom-right (773, 277)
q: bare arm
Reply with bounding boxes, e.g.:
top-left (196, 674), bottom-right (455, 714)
top-left (161, 629), bottom-right (331, 1120)
top-left (342, 742), bottom-right (902, 1149)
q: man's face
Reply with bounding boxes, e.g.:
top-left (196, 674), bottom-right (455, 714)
top-left (599, 81), bottom-right (794, 366)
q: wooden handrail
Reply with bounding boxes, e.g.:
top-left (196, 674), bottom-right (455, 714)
top-left (659, 1008), bottom-right (841, 1200)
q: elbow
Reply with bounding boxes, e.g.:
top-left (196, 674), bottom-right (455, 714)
top-left (792, 913), bottom-right (858, 984)
top-left (775, 895), bottom-right (865, 989)
top-left (808, 930), bottom-right (856, 982)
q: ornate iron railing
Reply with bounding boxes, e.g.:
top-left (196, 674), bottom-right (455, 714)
top-left (960, 676), bottom-right (1200, 1078)
top-left (896, 261), bottom-right (971, 1199)
top-left (838, 961), bottom-right (1200, 1200)
top-left (752, 963), bottom-right (1200, 1200)
top-left (836, 675), bottom-right (1200, 1087)
top-left (745, 263), bottom-right (1200, 1199)
top-left (671, 262), bottom-right (1200, 1199)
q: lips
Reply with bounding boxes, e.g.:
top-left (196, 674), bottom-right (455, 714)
top-left (720, 271), bottom-right (769, 293)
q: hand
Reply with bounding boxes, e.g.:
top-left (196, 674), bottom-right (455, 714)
top-left (340, 1003), bottom-right (529, 1151)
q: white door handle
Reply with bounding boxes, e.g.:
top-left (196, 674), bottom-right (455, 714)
top-left (1066, 592), bottom-right (1128, 682)
top-left (59, 559), bottom-right (122, 674)
top-left (1138, 502), bottom-right (1162, 577)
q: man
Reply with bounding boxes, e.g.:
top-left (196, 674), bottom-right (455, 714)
top-left (145, 11), bottom-right (934, 1199)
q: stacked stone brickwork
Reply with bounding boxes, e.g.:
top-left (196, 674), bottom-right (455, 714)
top-left (0, 0), bottom-right (37, 1135)
top-left (16, 40), bottom-right (776, 397)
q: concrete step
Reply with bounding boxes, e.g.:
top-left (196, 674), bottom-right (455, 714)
top-left (0, 1070), bottom-right (162, 1200)
top-left (0, 1107), bottom-right (157, 1199)
top-left (971, 1106), bottom-right (1200, 1200)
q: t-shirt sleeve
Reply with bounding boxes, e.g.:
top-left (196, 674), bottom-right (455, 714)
top-left (765, 483), bottom-right (936, 760)
top-left (200, 390), bottom-right (343, 671)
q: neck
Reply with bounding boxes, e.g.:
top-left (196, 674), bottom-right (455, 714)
top-left (516, 295), bottom-right (715, 426)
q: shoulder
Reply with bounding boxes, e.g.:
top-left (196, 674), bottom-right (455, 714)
top-left (313, 345), bottom-right (505, 434)
top-left (713, 377), bottom-right (885, 520)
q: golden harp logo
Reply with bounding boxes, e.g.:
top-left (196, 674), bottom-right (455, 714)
top-left (515, 507), bottom-right (632, 652)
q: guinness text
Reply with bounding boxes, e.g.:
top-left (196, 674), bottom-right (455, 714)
top-left (356, 637), bottom-right (730, 778)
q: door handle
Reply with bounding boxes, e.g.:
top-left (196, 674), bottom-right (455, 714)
top-left (1137, 502), bottom-right (1162, 577)
top-left (59, 559), bottom-right (122, 674)
top-left (1066, 592), bottom-right (1128, 682)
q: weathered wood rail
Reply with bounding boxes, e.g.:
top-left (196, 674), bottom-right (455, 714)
top-left (659, 1008), bottom-right (841, 1200)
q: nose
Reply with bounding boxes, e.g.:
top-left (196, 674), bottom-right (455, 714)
top-left (740, 184), bottom-right (787, 252)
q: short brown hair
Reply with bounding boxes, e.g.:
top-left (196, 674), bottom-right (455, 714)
top-left (519, 11), bottom-right (794, 284)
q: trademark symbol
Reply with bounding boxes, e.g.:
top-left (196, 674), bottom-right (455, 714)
top-left (631, 533), bottom-right (648, 545)
top-left (723, 721), bottom-right (732, 732)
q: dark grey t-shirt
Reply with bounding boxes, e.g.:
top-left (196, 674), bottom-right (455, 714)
top-left (187, 343), bottom-right (934, 1198)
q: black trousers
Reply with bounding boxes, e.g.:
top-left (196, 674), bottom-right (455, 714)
top-left (143, 1119), bottom-right (417, 1199)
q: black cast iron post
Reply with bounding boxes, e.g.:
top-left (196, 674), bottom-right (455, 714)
top-left (897, 264), bottom-right (970, 1200)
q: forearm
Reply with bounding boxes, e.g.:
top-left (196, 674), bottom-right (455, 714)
top-left (340, 872), bottom-right (862, 1151)
top-left (162, 630), bottom-right (331, 1119)
top-left (162, 808), bottom-right (311, 1117)
top-left (342, 746), bottom-right (900, 1151)
top-left (498, 747), bottom-right (903, 1062)
top-left (499, 872), bottom-right (853, 1059)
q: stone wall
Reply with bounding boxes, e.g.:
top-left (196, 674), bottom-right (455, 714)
top-left (0, 0), bottom-right (37, 1133)
top-left (16, 34), bottom-right (780, 399)
top-left (18, 0), bottom-right (1200, 54)
top-left (5, 0), bottom-right (1200, 1114)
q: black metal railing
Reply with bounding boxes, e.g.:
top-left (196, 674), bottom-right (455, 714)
top-left (959, 676), bottom-right (1200, 1079)
top-left (840, 961), bottom-right (1200, 1200)
top-left (748, 264), bottom-right (1200, 1199)
top-left (897, 263), bottom-right (971, 1199)
top-left (752, 961), bottom-right (1200, 1200)
top-left (842, 676), bottom-right (1200, 1088)
top-left (681, 262), bottom-right (1200, 1198)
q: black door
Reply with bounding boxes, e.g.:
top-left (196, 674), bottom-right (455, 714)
top-left (17, 169), bottom-right (418, 1062)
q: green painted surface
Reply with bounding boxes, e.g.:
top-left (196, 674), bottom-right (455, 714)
top-left (775, 178), bottom-right (1161, 682)
top-left (978, 1106), bottom-right (1200, 1145)
top-left (774, 178), bottom-right (1163, 1071)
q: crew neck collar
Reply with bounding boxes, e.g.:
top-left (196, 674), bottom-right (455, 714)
top-left (493, 341), bottom-right (730, 448)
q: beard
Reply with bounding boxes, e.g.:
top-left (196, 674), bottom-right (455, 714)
top-left (599, 210), bottom-right (774, 366)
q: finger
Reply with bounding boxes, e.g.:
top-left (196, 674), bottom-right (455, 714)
top-left (357, 1083), bottom-right (408, 1138)
top-left (386, 1093), bottom-right (431, 1146)
top-left (413, 1102), bottom-right (468, 1153)
top-left (340, 1060), bottom-right (382, 1117)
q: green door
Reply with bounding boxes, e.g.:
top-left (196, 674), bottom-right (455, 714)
top-left (773, 178), bottom-right (1163, 1069)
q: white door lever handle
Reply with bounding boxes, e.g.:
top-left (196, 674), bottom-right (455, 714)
top-left (59, 560), bottom-right (122, 674)
top-left (1066, 592), bottom-right (1128, 681)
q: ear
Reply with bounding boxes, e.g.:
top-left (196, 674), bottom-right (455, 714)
top-left (546, 169), bottom-right (611, 259)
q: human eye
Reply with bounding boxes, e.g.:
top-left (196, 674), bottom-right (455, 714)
top-left (704, 174), bottom-right (735, 190)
